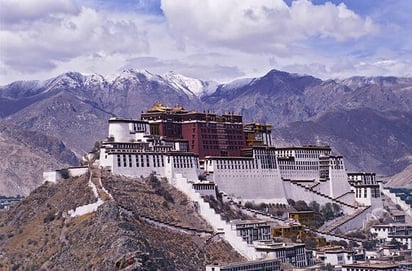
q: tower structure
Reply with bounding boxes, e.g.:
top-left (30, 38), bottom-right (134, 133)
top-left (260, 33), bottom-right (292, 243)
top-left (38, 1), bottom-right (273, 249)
top-left (141, 103), bottom-right (246, 159)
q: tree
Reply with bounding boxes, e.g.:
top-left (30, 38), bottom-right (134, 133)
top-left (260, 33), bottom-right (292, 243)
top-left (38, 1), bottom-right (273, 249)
top-left (332, 203), bottom-right (342, 216)
top-left (309, 201), bottom-right (320, 213)
top-left (321, 203), bottom-right (335, 221)
top-left (304, 237), bottom-right (317, 250)
top-left (295, 200), bottom-right (310, 211)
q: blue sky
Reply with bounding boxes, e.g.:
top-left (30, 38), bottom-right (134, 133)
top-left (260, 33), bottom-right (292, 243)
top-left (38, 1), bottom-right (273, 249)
top-left (0, 0), bottom-right (411, 85)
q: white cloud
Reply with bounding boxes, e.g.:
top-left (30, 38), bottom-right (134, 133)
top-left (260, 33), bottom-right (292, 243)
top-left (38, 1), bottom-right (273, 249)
top-left (161, 0), bottom-right (378, 52)
top-left (0, 0), bottom-right (79, 24)
top-left (0, 0), bottom-right (410, 85)
top-left (0, 1), bottom-right (149, 74)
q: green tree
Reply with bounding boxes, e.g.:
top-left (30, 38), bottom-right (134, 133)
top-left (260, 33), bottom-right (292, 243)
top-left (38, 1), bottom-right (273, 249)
top-left (309, 201), bottom-right (320, 213)
top-left (321, 203), bottom-right (335, 221)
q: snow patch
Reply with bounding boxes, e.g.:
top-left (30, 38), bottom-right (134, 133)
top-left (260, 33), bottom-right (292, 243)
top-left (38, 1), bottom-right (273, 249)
top-left (223, 77), bottom-right (253, 90)
top-left (163, 71), bottom-right (208, 96)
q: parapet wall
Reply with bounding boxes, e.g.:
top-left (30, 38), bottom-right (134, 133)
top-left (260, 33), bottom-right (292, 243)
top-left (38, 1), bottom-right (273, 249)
top-left (43, 167), bottom-right (88, 183)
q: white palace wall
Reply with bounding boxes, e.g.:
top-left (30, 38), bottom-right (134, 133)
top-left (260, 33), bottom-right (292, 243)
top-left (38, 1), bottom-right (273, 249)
top-left (210, 168), bottom-right (288, 204)
top-left (104, 153), bottom-right (200, 181)
top-left (330, 168), bottom-right (353, 199)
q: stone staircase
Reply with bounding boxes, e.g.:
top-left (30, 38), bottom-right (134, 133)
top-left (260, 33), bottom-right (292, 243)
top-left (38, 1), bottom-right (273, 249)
top-left (240, 205), bottom-right (363, 244)
top-left (290, 181), bottom-right (357, 210)
top-left (319, 206), bottom-right (371, 233)
top-left (89, 166), bottom-right (112, 201)
top-left (335, 191), bottom-right (354, 200)
top-left (172, 174), bottom-right (262, 260)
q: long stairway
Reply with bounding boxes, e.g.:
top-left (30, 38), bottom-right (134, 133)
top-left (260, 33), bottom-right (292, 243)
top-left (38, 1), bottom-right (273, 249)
top-left (290, 181), bottom-right (358, 210)
top-left (241, 205), bottom-right (363, 244)
top-left (172, 174), bottom-right (262, 260)
top-left (319, 206), bottom-right (371, 233)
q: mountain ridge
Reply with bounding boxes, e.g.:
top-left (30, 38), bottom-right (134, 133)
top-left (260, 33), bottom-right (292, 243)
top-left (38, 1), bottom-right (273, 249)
top-left (0, 68), bottom-right (411, 195)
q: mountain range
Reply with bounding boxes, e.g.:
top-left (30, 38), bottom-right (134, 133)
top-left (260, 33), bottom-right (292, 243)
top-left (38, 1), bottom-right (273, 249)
top-left (1, 68), bottom-right (411, 195)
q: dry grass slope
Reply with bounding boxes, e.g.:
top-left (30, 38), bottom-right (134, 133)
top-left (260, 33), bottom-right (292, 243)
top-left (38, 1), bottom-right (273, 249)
top-left (0, 172), bottom-right (244, 270)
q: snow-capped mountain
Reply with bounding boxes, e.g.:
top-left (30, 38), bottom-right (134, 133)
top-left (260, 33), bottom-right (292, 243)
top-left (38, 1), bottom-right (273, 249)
top-left (1, 68), bottom-right (412, 196)
top-left (163, 71), bottom-right (217, 97)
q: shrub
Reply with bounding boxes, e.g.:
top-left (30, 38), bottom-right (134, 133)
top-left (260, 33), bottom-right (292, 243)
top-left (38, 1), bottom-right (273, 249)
top-left (43, 212), bottom-right (55, 223)
top-left (59, 169), bottom-right (70, 179)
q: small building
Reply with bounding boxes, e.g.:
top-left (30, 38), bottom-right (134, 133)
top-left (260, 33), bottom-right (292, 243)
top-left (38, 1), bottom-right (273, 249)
top-left (288, 211), bottom-right (316, 227)
top-left (393, 213), bottom-right (406, 224)
top-left (342, 262), bottom-right (399, 271)
top-left (398, 261), bottom-right (412, 270)
top-left (371, 224), bottom-right (412, 249)
top-left (205, 258), bottom-right (281, 271)
top-left (254, 240), bottom-right (308, 268)
top-left (388, 228), bottom-right (412, 250)
top-left (348, 172), bottom-right (382, 208)
top-left (271, 222), bottom-right (306, 240)
top-left (231, 219), bottom-right (272, 244)
top-left (314, 246), bottom-right (365, 266)
top-left (380, 244), bottom-right (400, 256)
top-left (192, 181), bottom-right (217, 198)
top-left (243, 122), bottom-right (273, 147)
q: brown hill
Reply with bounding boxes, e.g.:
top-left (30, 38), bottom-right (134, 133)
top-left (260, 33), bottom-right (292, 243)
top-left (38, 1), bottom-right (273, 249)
top-left (0, 123), bottom-right (77, 196)
top-left (271, 109), bottom-right (412, 176)
top-left (386, 164), bottom-right (412, 188)
top-left (0, 171), bottom-right (244, 270)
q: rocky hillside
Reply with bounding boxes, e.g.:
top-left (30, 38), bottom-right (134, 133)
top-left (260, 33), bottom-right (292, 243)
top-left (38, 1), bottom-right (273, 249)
top-left (0, 123), bottom-right (77, 196)
top-left (387, 164), bottom-right (412, 188)
top-left (271, 109), bottom-right (412, 176)
top-left (0, 172), bottom-right (244, 270)
top-left (202, 70), bottom-right (412, 125)
top-left (0, 68), bottom-right (411, 195)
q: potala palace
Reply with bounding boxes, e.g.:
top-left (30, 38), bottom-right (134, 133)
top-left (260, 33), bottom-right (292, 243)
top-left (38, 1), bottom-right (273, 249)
top-left (45, 103), bottom-right (398, 268)
top-left (97, 104), bottom-right (384, 230)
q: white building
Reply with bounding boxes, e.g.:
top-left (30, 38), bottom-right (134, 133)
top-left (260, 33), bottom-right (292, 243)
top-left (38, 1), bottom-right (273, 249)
top-left (314, 246), bottom-right (365, 266)
top-left (254, 240), bottom-right (308, 268)
top-left (231, 219), bottom-right (272, 244)
top-left (99, 118), bottom-right (201, 182)
top-left (371, 224), bottom-right (412, 249)
top-left (342, 262), bottom-right (399, 271)
top-left (348, 173), bottom-right (383, 208)
top-left (276, 145), bottom-right (331, 181)
top-left (205, 258), bottom-right (280, 271)
top-left (204, 146), bottom-right (287, 204)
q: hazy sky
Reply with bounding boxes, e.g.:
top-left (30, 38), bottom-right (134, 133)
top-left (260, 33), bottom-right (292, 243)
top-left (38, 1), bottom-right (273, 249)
top-left (0, 0), bottom-right (411, 85)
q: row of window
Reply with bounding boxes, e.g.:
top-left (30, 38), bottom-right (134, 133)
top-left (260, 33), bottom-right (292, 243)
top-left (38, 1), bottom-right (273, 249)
top-left (214, 159), bottom-right (258, 170)
top-left (172, 155), bottom-right (195, 169)
top-left (257, 154), bottom-right (277, 169)
top-left (117, 154), bottom-right (163, 168)
top-left (116, 154), bottom-right (198, 169)
top-left (355, 187), bottom-right (380, 198)
top-left (279, 166), bottom-right (319, 171)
